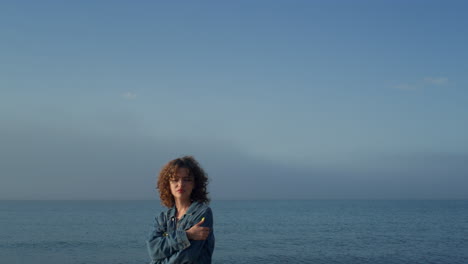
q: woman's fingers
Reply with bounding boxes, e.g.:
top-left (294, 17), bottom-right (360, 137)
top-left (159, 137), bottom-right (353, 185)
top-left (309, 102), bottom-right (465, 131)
top-left (198, 227), bottom-right (210, 239)
top-left (186, 223), bottom-right (210, 240)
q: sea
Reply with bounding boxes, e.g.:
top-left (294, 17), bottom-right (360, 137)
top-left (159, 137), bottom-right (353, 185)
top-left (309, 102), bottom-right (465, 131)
top-left (1, 200), bottom-right (467, 264)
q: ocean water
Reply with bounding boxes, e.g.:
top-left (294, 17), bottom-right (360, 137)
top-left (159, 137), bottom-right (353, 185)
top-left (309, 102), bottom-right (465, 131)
top-left (1, 200), bottom-right (467, 264)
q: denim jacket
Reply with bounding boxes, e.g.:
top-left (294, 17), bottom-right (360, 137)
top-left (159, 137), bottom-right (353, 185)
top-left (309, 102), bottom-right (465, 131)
top-left (146, 201), bottom-right (215, 264)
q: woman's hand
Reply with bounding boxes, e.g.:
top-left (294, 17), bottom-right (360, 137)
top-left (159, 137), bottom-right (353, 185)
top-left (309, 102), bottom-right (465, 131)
top-left (186, 218), bottom-right (210, 240)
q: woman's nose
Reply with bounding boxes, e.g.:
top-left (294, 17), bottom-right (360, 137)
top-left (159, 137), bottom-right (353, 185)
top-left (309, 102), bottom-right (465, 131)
top-left (176, 179), bottom-right (185, 186)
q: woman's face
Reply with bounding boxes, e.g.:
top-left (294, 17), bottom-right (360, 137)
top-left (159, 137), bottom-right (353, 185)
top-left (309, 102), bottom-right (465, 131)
top-left (169, 167), bottom-right (194, 201)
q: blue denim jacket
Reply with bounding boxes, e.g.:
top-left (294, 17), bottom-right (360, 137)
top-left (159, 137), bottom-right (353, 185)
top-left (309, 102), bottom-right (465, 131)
top-left (146, 201), bottom-right (215, 264)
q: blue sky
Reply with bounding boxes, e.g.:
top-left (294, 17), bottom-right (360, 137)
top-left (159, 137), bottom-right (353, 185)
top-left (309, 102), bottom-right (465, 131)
top-left (1, 0), bottom-right (467, 200)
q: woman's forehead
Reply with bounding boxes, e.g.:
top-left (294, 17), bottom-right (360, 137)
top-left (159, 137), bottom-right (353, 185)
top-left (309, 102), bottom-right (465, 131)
top-left (175, 167), bottom-right (190, 177)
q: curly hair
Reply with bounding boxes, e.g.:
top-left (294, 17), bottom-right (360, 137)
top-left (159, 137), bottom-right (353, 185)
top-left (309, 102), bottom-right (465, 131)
top-left (156, 156), bottom-right (210, 208)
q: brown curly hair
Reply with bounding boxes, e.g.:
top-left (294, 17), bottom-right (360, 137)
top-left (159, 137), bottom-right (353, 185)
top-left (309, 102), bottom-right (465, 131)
top-left (156, 156), bottom-right (210, 208)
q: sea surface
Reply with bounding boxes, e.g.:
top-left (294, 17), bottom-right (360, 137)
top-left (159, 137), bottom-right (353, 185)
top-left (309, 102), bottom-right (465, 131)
top-left (1, 200), bottom-right (467, 264)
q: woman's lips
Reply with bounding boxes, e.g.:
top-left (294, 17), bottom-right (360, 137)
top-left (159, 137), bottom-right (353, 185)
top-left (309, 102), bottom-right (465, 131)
top-left (176, 190), bottom-right (185, 193)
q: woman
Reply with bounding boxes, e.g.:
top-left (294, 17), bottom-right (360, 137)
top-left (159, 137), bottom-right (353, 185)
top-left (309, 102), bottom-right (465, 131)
top-left (146, 156), bottom-right (215, 264)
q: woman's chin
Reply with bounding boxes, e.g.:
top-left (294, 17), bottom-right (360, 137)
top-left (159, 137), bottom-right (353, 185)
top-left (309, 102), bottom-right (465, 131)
top-left (173, 194), bottom-right (190, 200)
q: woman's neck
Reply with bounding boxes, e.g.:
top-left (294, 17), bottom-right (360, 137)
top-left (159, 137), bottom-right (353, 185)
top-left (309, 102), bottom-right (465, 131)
top-left (174, 198), bottom-right (192, 218)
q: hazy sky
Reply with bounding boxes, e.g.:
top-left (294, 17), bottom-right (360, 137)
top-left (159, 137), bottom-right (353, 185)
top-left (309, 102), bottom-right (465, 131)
top-left (1, 0), bottom-right (467, 200)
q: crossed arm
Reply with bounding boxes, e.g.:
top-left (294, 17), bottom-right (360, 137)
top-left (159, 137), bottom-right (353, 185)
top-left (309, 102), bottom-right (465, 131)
top-left (146, 208), bottom-right (213, 262)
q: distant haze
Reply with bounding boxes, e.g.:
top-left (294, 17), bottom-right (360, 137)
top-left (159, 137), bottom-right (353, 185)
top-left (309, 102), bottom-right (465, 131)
top-left (1, 1), bottom-right (467, 200)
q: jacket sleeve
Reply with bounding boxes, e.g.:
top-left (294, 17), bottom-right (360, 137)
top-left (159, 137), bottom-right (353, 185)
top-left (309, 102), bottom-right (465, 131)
top-left (146, 212), bottom-right (191, 261)
top-left (173, 207), bottom-right (214, 263)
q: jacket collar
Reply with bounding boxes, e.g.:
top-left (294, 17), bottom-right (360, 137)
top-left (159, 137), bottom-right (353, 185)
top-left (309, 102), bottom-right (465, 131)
top-left (168, 201), bottom-right (201, 218)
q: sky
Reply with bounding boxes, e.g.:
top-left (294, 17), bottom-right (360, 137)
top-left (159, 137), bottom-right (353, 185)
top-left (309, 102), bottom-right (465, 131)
top-left (1, 0), bottom-right (467, 200)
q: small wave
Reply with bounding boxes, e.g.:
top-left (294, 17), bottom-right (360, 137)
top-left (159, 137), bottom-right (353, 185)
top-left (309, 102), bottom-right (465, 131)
top-left (0, 240), bottom-right (145, 250)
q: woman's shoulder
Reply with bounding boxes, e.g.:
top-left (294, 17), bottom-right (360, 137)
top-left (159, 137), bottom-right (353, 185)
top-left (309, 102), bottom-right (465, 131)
top-left (188, 202), bottom-right (213, 220)
top-left (192, 201), bottom-right (212, 212)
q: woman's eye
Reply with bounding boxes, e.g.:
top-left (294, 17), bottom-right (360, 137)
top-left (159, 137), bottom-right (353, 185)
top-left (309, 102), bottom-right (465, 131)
top-left (169, 178), bottom-right (193, 182)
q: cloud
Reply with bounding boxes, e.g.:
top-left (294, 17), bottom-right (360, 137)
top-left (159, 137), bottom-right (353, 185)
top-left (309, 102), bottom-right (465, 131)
top-left (394, 77), bottom-right (448, 90)
top-left (423, 77), bottom-right (448, 85)
top-left (2, 116), bottom-right (467, 200)
top-left (122, 92), bottom-right (137, 100)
